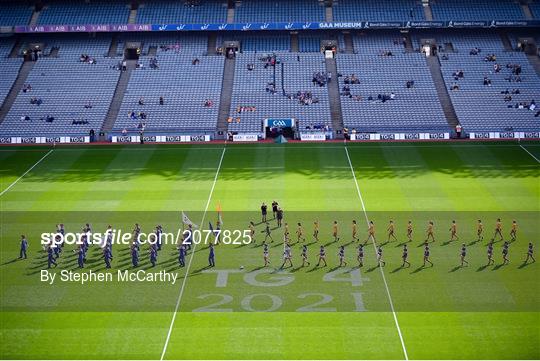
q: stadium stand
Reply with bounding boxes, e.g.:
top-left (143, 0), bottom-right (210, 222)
top-left (228, 52), bottom-right (331, 133)
top-left (38, 1), bottom-right (130, 25)
top-left (333, 0), bottom-right (425, 22)
top-left (112, 36), bottom-right (223, 133)
top-left (136, 0), bottom-right (227, 24)
top-left (336, 33), bottom-right (448, 132)
top-left (234, 0), bottom-right (325, 23)
top-left (531, 1), bottom-right (540, 19)
top-left (0, 35), bottom-right (120, 136)
top-left (0, 1), bottom-right (539, 139)
top-left (232, 33), bottom-right (291, 52)
top-left (412, 32), bottom-right (540, 131)
top-left (299, 35), bottom-right (322, 53)
top-left (430, 0), bottom-right (525, 21)
top-left (0, 2), bottom-right (34, 26)
top-left (0, 38), bottom-right (23, 109)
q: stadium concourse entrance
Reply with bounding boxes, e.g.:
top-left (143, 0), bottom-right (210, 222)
top-left (124, 42), bottom-right (141, 60)
top-left (264, 118), bottom-right (296, 139)
top-left (22, 43), bottom-right (44, 61)
top-left (516, 37), bottom-right (538, 55)
top-left (420, 39), bottom-right (439, 56)
top-left (222, 41), bottom-right (239, 59)
top-left (321, 40), bottom-right (338, 58)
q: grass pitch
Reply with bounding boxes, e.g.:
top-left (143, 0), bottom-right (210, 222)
top-left (0, 141), bottom-right (539, 359)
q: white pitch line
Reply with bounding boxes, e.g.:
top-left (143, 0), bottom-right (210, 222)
top-left (2, 143), bottom-right (536, 153)
top-left (0, 148), bottom-right (54, 197)
top-left (519, 144), bottom-right (540, 164)
top-left (160, 146), bottom-right (227, 360)
top-left (344, 146), bottom-right (409, 361)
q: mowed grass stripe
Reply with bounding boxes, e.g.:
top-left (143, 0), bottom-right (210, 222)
top-left (161, 147), bottom-right (227, 360)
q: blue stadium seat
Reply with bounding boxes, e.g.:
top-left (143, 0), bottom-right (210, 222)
top-left (0, 2), bottom-right (33, 26)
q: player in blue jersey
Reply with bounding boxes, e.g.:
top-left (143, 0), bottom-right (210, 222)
top-left (338, 245), bottom-right (347, 267)
top-left (208, 243), bottom-right (215, 267)
top-left (460, 243), bottom-right (469, 267)
top-left (423, 242), bottom-right (433, 267)
top-left (178, 244), bottom-right (186, 267)
top-left (77, 244), bottom-right (85, 268)
top-left (103, 246), bottom-right (112, 269)
top-left (317, 245), bottom-right (327, 267)
top-left (263, 243), bottom-right (270, 266)
top-left (263, 222), bottom-right (274, 243)
top-left (357, 244), bottom-right (364, 267)
top-left (301, 244), bottom-right (310, 267)
top-left (502, 241), bottom-right (509, 265)
top-left (19, 235), bottom-right (28, 259)
top-left (47, 246), bottom-right (57, 269)
top-left (280, 243), bottom-right (293, 269)
top-left (156, 225), bottom-right (163, 251)
top-left (524, 242), bottom-right (535, 264)
top-left (149, 244), bottom-right (158, 267)
top-left (487, 241), bottom-right (494, 266)
top-left (401, 244), bottom-right (410, 268)
top-left (131, 244), bottom-right (139, 267)
top-left (377, 245), bottom-right (385, 267)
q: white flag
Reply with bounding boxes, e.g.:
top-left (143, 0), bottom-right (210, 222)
top-left (182, 211), bottom-right (198, 229)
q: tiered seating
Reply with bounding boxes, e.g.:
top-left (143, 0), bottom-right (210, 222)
top-left (338, 34), bottom-right (447, 132)
top-left (0, 37), bottom-right (119, 136)
top-left (234, 0), bottom-right (325, 22)
top-left (137, 0), bottom-right (227, 24)
top-left (0, 38), bottom-right (22, 108)
top-left (333, 0), bottom-right (424, 22)
top-left (229, 53), bottom-right (331, 133)
top-left (234, 33), bottom-right (290, 52)
top-left (113, 52), bottom-right (224, 133)
top-left (0, 2), bottom-right (33, 26)
top-left (436, 34), bottom-right (540, 132)
top-left (531, 1), bottom-right (540, 20)
top-left (38, 1), bottom-right (129, 25)
top-left (299, 35), bottom-right (321, 53)
top-left (117, 33), bottom-right (208, 56)
top-left (430, 0), bottom-right (524, 20)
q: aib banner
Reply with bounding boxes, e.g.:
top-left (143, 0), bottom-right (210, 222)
top-left (13, 20), bottom-right (540, 33)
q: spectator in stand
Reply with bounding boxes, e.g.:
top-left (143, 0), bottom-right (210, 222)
top-left (138, 97), bottom-right (145, 106)
top-left (159, 96), bottom-right (164, 105)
